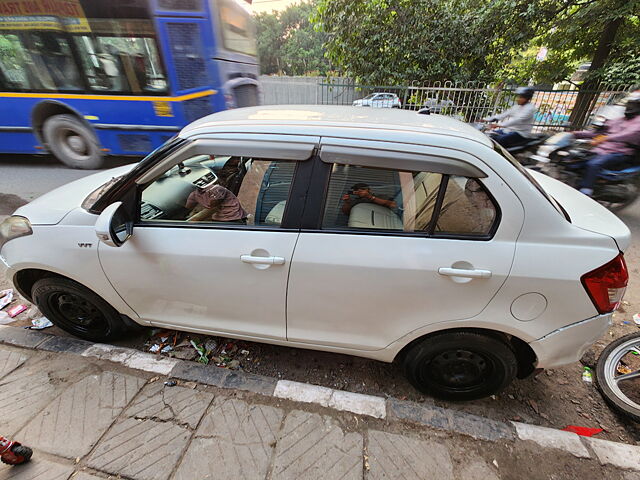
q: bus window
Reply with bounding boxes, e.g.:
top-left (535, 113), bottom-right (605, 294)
top-left (218, 0), bottom-right (256, 56)
top-left (24, 32), bottom-right (83, 91)
top-left (0, 34), bottom-right (34, 90)
top-left (73, 20), bottom-right (167, 93)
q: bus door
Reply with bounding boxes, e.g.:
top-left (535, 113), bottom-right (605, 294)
top-left (155, 17), bottom-right (223, 123)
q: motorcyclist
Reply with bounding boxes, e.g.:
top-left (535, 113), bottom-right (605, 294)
top-left (574, 93), bottom-right (640, 196)
top-left (484, 87), bottom-right (537, 148)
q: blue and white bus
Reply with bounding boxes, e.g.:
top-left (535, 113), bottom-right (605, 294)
top-left (0, 0), bottom-right (259, 168)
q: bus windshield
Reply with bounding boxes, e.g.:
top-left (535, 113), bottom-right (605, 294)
top-left (217, 0), bottom-right (256, 56)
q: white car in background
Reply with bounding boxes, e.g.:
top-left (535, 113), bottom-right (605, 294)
top-left (352, 92), bottom-right (401, 108)
top-left (0, 106), bottom-right (630, 401)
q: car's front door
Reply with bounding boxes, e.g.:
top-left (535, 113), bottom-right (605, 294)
top-left (287, 142), bottom-right (524, 350)
top-left (98, 137), bottom-right (316, 340)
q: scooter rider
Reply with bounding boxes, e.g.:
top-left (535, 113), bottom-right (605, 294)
top-left (484, 87), bottom-right (537, 148)
top-left (574, 93), bottom-right (640, 196)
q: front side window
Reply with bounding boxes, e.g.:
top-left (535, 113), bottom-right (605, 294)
top-left (73, 19), bottom-right (167, 93)
top-left (140, 154), bottom-right (296, 227)
top-left (322, 164), bottom-right (497, 236)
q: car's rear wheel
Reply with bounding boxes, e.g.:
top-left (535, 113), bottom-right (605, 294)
top-left (43, 114), bottom-right (105, 169)
top-left (403, 331), bottom-right (517, 401)
top-left (32, 277), bottom-right (128, 342)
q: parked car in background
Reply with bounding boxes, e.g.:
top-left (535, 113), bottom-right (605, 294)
top-left (353, 93), bottom-right (401, 108)
top-left (422, 97), bottom-right (456, 114)
top-left (0, 106), bottom-right (630, 401)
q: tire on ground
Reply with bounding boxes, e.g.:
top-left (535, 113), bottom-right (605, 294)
top-left (596, 333), bottom-right (640, 422)
top-left (403, 331), bottom-right (518, 401)
top-left (32, 277), bottom-right (129, 342)
top-left (42, 114), bottom-right (105, 169)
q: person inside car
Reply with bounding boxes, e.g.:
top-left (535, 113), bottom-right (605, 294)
top-left (484, 87), bottom-right (537, 148)
top-left (185, 183), bottom-right (248, 223)
top-left (574, 94), bottom-right (640, 196)
top-left (341, 183), bottom-right (397, 215)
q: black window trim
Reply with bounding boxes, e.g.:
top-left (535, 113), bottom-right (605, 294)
top-left (303, 157), bottom-right (501, 241)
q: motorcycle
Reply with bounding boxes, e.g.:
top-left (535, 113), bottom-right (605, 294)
top-left (529, 132), bottom-right (640, 211)
top-left (471, 122), bottom-right (548, 165)
top-left (596, 332), bottom-right (640, 422)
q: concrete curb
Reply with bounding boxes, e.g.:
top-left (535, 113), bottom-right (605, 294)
top-left (1, 325), bottom-right (639, 471)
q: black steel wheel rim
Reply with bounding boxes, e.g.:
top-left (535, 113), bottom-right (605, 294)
top-left (47, 292), bottom-right (109, 336)
top-left (421, 349), bottom-right (496, 393)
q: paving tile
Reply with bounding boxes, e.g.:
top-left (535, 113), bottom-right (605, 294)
top-left (367, 430), bottom-right (453, 480)
top-left (125, 381), bottom-right (214, 429)
top-left (69, 474), bottom-right (103, 480)
top-left (0, 458), bottom-right (73, 480)
top-left (18, 372), bottom-right (146, 458)
top-left (86, 417), bottom-right (191, 480)
top-left (174, 397), bottom-right (283, 480)
top-left (456, 457), bottom-right (501, 480)
top-left (86, 378), bottom-right (213, 480)
top-left (0, 356), bottom-right (87, 435)
top-left (0, 348), bottom-right (28, 380)
top-left (272, 410), bottom-right (362, 480)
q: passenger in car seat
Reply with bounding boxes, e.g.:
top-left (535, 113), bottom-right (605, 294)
top-left (341, 183), bottom-right (397, 215)
top-left (185, 184), bottom-right (248, 223)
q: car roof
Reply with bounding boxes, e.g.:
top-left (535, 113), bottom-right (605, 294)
top-left (180, 105), bottom-right (492, 147)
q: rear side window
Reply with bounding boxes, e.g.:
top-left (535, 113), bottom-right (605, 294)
top-left (321, 164), bottom-right (497, 237)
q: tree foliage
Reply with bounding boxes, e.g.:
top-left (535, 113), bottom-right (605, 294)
top-left (255, 1), bottom-right (331, 76)
top-left (311, 0), bottom-right (639, 86)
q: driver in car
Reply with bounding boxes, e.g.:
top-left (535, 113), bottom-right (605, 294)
top-left (185, 184), bottom-right (248, 223)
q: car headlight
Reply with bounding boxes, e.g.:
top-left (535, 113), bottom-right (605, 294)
top-left (0, 216), bottom-right (32, 250)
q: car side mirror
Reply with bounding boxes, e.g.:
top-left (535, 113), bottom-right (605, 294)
top-left (95, 202), bottom-right (133, 247)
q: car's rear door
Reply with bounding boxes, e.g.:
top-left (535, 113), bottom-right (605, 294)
top-left (286, 139), bottom-right (524, 350)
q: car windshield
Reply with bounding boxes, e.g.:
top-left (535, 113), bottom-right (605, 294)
top-left (83, 136), bottom-right (186, 213)
top-left (493, 141), bottom-right (570, 221)
top-left (363, 94), bottom-right (376, 100)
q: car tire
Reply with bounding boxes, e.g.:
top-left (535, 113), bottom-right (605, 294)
top-left (43, 114), bottom-right (105, 169)
top-left (32, 277), bottom-right (129, 342)
top-left (403, 331), bottom-right (517, 401)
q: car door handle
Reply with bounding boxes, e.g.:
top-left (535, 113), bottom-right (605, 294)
top-left (438, 267), bottom-right (492, 279)
top-left (240, 255), bottom-right (286, 265)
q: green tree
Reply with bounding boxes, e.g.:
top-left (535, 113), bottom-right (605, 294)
top-left (255, 1), bottom-right (331, 76)
top-left (311, 0), bottom-right (541, 84)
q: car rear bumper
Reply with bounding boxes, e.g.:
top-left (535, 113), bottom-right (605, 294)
top-left (529, 313), bottom-right (612, 369)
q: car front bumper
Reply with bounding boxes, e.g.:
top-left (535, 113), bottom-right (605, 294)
top-left (529, 313), bottom-right (612, 369)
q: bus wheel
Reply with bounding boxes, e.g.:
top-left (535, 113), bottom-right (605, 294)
top-left (43, 114), bottom-right (105, 169)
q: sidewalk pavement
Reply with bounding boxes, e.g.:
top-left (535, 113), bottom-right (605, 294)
top-left (0, 327), bottom-right (639, 480)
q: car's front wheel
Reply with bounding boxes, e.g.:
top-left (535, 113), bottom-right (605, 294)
top-left (403, 331), bottom-right (517, 401)
top-left (32, 277), bottom-right (129, 342)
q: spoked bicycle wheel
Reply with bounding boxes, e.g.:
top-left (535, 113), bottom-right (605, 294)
top-left (596, 333), bottom-right (640, 422)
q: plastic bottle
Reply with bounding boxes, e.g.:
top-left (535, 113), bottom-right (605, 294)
top-left (582, 366), bottom-right (593, 383)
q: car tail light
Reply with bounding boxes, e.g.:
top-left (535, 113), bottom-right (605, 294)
top-left (581, 254), bottom-right (628, 314)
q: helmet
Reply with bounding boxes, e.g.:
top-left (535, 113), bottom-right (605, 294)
top-left (624, 94), bottom-right (640, 118)
top-left (515, 87), bottom-right (535, 100)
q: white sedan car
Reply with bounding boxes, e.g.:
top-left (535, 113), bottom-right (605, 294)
top-left (352, 93), bottom-right (401, 108)
top-left (0, 106), bottom-right (630, 400)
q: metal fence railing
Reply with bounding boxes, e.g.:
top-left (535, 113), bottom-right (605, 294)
top-left (260, 76), bottom-right (634, 131)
